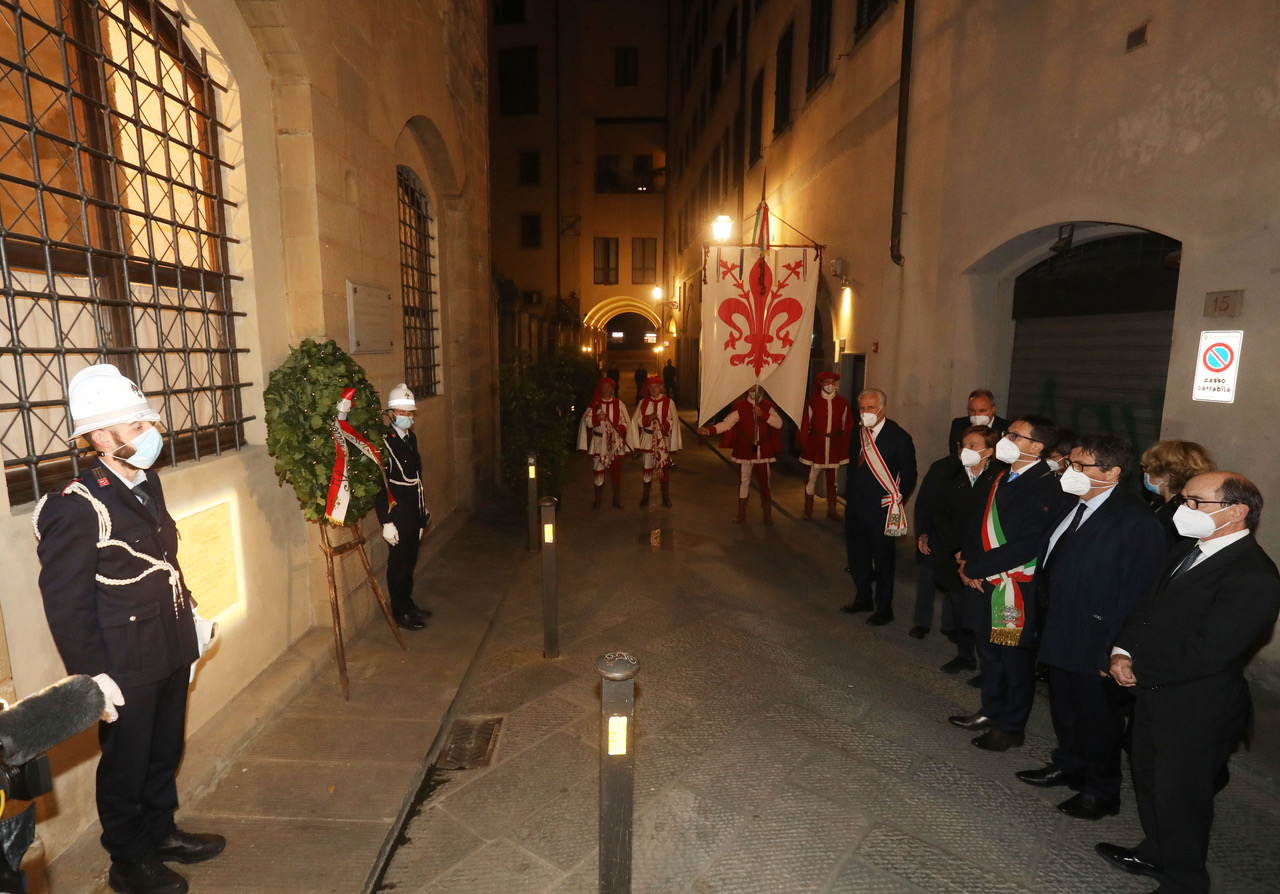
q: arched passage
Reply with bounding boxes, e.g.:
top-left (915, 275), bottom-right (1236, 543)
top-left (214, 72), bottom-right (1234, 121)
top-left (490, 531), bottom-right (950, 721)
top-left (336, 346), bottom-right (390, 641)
top-left (583, 295), bottom-right (661, 329)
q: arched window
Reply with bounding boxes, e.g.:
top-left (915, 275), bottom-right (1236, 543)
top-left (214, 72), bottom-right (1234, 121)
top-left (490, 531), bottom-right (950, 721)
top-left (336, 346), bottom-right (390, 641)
top-left (0, 0), bottom-right (246, 505)
top-left (397, 165), bottom-right (440, 397)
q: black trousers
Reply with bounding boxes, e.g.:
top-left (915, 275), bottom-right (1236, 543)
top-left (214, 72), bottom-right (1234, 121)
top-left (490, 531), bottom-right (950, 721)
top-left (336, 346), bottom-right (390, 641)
top-left (975, 635), bottom-right (1036, 733)
top-left (385, 527), bottom-right (422, 615)
top-left (1047, 667), bottom-right (1132, 799)
top-left (1131, 682), bottom-right (1248, 894)
top-left (845, 512), bottom-right (897, 616)
top-left (98, 668), bottom-right (188, 861)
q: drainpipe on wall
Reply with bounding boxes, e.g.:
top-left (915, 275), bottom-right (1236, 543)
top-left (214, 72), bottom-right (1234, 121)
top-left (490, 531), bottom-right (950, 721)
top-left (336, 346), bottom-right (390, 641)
top-left (889, 0), bottom-right (916, 267)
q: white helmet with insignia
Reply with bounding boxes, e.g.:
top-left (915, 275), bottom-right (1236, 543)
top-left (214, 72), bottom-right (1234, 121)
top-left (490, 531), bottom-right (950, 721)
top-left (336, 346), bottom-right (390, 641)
top-left (68, 364), bottom-right (161, 438)
top-left (387, 383), bottom-right (416, 411)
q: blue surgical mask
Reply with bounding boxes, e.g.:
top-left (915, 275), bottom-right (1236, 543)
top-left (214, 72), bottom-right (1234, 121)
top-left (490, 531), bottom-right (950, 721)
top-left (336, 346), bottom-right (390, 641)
top-left (119, 426), bottom-right (163, 469)
top-left (1143, 472), bottom-right (1162, 494)
top-left (394, 415), bottom-right (414, 431)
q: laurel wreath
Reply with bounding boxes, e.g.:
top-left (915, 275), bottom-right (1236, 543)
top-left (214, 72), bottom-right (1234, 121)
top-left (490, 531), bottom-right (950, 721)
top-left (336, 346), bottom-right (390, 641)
top-left (263, 338), bottom-right (388, 523)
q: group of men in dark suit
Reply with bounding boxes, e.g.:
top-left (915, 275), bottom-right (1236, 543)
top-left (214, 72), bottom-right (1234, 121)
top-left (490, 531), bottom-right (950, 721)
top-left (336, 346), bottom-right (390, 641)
top-left (844, 387), bottom-right (1280, 894)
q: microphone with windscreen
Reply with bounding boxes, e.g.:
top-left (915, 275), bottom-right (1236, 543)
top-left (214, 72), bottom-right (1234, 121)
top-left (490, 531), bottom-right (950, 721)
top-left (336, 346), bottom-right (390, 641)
top-left (0, 675), bottom-right (106, 801)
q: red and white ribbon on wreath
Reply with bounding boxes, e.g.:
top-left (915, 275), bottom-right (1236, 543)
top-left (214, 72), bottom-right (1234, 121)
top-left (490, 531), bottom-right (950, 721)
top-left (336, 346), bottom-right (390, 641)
top-left (325, 386), bottom-right (395, 525)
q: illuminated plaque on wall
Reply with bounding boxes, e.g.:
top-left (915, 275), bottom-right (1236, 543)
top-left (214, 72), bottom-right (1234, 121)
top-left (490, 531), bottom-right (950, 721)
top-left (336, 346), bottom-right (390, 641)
top-left (175, 501), bottom-right (240, 618)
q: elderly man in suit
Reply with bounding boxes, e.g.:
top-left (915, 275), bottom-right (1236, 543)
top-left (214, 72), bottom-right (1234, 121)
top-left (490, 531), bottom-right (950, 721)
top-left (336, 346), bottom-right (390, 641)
top-left (947, 389), bottom-right (1009, 459)
top-left (1015, 433), bottom-right (1166, 819)
top-left (1097, 471), bottom-right (1280, 894)
top-left (948, 414), bottom-right (1069, 751)
top-left (842, 388), bottom-right (917, 626)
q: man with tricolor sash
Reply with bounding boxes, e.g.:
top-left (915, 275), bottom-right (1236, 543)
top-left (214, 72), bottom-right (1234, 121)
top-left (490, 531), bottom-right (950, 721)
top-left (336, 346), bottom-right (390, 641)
top-left (841, 388), bottom-right (917, 626)
top-left (949, 414), bottom-right (1069, 751)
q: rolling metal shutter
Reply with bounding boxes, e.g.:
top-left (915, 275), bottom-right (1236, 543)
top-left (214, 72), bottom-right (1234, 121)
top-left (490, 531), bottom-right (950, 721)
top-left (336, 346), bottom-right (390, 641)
top-left (1007, 310), bottom-right (1174, 452)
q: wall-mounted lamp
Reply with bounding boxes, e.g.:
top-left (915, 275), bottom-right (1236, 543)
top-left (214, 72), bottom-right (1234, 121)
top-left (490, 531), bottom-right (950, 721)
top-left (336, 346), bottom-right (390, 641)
top-left (831, 256), bottom-right (849, 289)
top-left (712, 214), bottom-right (733, 243)
top-left (652, 286), bottom-right (663, 301)
top-left (1050, 224), bottom-right (1074, 253)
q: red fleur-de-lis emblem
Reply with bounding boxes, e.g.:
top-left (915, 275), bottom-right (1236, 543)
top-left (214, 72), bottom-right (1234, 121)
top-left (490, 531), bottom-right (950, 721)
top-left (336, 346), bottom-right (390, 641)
top-left (716, 255), bottom-right (804, 373)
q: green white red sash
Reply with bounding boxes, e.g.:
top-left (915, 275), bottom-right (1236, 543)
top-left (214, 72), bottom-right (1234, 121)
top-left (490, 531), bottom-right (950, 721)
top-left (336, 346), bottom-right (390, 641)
top-left (860, 425), bottom-right (908, 536)
top-left (325, 387), bottom-right (394, 525)
top-left (980, 471), bottom-right (1034, 646)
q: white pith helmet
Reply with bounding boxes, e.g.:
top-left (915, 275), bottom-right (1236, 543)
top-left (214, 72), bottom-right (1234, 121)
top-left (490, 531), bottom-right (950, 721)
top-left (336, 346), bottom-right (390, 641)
top-left (387, 383), bottom-right (416, 411)
top-left (68, 364), bottom-right (161, 438)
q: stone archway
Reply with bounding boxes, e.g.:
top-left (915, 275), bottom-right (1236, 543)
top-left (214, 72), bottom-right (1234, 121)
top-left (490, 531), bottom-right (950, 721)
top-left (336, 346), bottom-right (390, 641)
top-left (583, 295), bottom-right (662, 329)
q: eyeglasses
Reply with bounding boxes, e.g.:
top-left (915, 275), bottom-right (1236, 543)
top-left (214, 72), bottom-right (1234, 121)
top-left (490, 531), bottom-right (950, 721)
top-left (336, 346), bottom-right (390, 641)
top-left (1181, 497), bottom-right (1237, 511)
top-left (1001, 431), bottom-right (1042, 445)
top-left (1068, 460), bottom-right (1104, 472)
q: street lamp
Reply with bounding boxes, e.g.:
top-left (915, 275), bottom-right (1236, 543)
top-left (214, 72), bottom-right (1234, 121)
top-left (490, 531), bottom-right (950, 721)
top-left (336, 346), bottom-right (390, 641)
top-left (712, 214), bottom-right (733, 243)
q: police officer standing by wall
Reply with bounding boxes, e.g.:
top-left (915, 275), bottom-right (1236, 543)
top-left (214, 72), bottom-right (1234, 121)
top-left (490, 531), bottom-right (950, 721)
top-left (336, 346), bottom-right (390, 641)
top-left (33, 365), bottom-right (222, 894)
top-left (376, 384), bottom-right (432, 630)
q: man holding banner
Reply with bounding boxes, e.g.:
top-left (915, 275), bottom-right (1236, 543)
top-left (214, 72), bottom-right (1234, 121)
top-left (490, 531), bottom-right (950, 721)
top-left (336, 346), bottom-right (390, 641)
top-left (842, 389), bottom-right (917, 626)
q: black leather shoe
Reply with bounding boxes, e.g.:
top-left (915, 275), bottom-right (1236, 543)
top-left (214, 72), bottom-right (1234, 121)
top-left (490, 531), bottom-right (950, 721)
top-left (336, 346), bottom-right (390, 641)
top-left (972, 728), bottom-right (1024, 751)
top-left (1095, 842), bottom-right (1161, 877)
top-left (1058, 791), bottom-right (1120, 820)
top-left (866, 613), bottom-right (893, 626)
top-left (908, 626), bottom-right (928, 639)
top-left (1015, 764), bottom-right (1083, 788)
top-left (153, 830), bottom-right (226, 864)
top-left (840, 602), bottom-right (873, 614)
top-left (940, 656), bottom-right (977, 674)
top-left (109, 853), bottom-right (188, 894)
top-left (409, 605), bottom-right (433, 621)
top-left (394, 612), bottom-right (426, 630)
top-left (948, 712), bottom-right (992, 731)
top-left (966, 673), bottom-right (983, 688)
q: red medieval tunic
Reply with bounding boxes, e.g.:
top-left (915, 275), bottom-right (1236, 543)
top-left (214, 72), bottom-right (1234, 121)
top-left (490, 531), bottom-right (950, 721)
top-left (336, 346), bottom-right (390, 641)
top-left (799, 391), bottom-right (854, 468)
top-left (716, 399), bottom-right (783, 463)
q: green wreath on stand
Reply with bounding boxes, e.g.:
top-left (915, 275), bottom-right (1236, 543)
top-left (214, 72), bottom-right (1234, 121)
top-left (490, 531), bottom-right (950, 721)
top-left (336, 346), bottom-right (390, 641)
top-left (264, 338), bottom-right (389, 523)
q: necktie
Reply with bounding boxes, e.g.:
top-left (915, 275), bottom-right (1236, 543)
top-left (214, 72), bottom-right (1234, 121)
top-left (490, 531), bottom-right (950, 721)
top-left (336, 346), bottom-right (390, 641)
top-left (1067, 502), bottom-right (1087, 533)
top-left (1170, 545), bottom-right (1202, 580)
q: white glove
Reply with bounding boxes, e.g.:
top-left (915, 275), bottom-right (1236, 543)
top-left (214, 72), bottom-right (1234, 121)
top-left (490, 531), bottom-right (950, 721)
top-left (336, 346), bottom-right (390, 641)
top-left (194, 610), bottom-right (219, 658)
top-left (382, 522), bottom-right (400, 545)
top-left (92, 673), bottom-right (125, 723)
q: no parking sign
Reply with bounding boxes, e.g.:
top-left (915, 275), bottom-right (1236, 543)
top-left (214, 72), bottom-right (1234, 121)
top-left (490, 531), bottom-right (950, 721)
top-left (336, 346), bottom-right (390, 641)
top-left (1192, 330), bottom-right (1243, 403)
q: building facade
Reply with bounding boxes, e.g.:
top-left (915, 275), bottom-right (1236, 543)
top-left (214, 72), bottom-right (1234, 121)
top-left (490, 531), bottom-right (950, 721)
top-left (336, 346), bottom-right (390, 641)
top-left (664, 0), bottom-right (1280, 682)
top-left (490, 0), bottom-right (668, 365)
top-left (0, 0), bottom-right (495, 859)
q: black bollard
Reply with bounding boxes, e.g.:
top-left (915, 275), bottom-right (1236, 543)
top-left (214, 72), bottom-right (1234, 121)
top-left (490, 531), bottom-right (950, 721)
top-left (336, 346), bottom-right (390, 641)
top-left (596, 651), bottom-right (640, 893)
top-left (527, 452), bottom-right (538, 552)
top-left (540, 496), bottom-right (559, 658)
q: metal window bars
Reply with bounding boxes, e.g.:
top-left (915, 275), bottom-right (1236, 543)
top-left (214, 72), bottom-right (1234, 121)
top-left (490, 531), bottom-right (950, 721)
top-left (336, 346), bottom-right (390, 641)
top-left (397, 165), bottom-right (439, 399)
top-left (0, 0), bottom-right (250, 506)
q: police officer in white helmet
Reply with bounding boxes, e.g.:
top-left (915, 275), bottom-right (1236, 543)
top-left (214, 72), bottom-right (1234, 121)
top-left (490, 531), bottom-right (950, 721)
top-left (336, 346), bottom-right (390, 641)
top-left (375, 383), bottom-right (432, 629)
top-left (32, 364), bottom-right (223, 894)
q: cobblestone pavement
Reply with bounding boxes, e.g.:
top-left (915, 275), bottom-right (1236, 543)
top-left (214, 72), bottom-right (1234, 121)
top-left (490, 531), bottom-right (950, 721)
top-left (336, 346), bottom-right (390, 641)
top-left (42, 420), bottom-right (1280, 893)
top-left (376, 426), bottom-right (1280, 894)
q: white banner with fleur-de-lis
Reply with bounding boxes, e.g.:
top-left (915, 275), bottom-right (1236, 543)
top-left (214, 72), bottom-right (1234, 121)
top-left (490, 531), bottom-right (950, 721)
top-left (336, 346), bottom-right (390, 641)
top-left (698, 246), bottom-right (818, 426)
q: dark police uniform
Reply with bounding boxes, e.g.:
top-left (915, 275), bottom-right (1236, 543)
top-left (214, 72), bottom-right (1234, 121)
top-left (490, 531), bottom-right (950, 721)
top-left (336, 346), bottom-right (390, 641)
top-left (34, 465), bottom-right (198, 862)
top-left (375, 428), bottom-right (429, 617)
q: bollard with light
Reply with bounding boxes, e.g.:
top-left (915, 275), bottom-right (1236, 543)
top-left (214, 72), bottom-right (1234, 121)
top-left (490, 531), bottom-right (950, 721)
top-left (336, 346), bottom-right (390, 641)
top-left (540, 496), bottom-right (559, 658)
top-left (596, 651), bottom-right (640, 893)
top-left (527, 453), bottom-right (538, 552)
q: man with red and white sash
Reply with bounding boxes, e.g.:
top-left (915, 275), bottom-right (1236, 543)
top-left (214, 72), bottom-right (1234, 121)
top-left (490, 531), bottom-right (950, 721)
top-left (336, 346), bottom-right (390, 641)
top-left (626, 375), bottom-right (682, 507)
top-left (697, 383), bottom-right (784, 524)
top-left (577, 377), bottom-right (630, 509)
top-left (949, 414), bottom-right (1071, 751)
top-left (799, 371), bottom-right (854, 520)
top-left (842, 388), bottom-right (917, 626)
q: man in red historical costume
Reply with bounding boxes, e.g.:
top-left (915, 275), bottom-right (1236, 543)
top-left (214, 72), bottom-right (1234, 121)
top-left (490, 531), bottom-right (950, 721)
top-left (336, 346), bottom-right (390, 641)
top-left (698, 383), bottom-right (784, 524)
top-left (626, 376), bottom-right (682, 507)
top-left (798, 371), bottom-right (854, 520)
top-left (577, 376), bottom-right (631, 508)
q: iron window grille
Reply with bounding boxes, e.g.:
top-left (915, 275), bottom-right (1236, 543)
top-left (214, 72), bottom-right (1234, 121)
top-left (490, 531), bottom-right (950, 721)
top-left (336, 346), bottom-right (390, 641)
top-left (397, 166), bottom-right (440, 399)
top-left (1, 0), bottom-right (250, 507)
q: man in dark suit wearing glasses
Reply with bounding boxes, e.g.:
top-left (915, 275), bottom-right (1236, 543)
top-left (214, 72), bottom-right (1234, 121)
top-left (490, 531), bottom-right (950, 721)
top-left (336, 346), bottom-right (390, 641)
top-left (1097, 471), bottom-right (1280, 894)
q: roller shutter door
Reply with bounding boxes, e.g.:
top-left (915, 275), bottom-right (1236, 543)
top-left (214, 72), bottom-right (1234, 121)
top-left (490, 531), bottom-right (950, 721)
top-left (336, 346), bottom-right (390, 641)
top-left (1007, 310), bottom-right (1174, 452)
